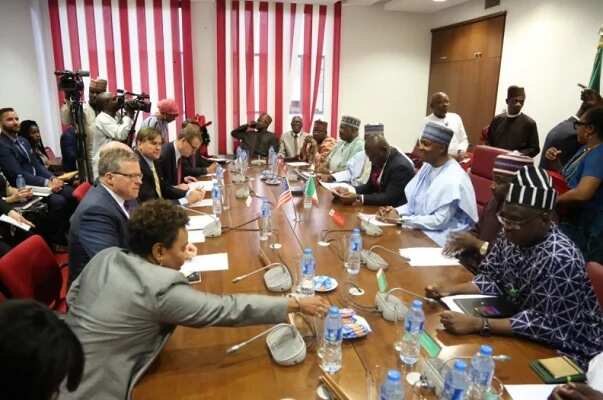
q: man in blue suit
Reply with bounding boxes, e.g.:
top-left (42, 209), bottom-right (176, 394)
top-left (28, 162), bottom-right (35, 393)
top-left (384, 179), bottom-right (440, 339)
top-left (0, 108), bottom-right (75, 246)
top-left (68, 145), bottom-right (141, 284)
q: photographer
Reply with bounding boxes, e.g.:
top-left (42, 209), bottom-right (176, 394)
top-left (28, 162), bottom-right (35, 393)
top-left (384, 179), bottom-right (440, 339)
top-left (92, 92), bottom-right (134, 178)
top-left (140, 98), bottom-right (179, 144)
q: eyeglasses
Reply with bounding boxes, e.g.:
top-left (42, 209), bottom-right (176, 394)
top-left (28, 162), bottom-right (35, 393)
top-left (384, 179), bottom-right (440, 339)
top-left (573, 120), bottom-right (590, 130)
top-left (111, 171), bottom-right (143, 180)
top-left (496, 212), bottom-right (540, 231)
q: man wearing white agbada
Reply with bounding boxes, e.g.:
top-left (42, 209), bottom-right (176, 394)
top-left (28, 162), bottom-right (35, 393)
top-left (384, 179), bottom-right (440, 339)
top-left (377, 121), bottom-right (478, 245)
top-left (423, 92), bottom-right (469, 160)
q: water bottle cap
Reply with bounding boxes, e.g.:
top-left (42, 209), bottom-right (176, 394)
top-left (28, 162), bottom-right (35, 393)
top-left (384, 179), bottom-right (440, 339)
top-left (386, 370), bottom-right (401, 382)
top-left (411, 299), bottom-right (423, 309)
top-left (328, 306), bottom-right (339, 316)
top-left (352, 228), bottom-right (360, 234)
top-left (480, 345), bottom-right (493, 356)
top-left (454, 360), bottom-right (467, 371)
top-left (303, 248), bottom-right (313, 255)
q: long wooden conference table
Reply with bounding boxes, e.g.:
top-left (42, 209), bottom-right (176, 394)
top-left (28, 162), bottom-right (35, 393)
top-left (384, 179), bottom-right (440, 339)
top-left (133, 166), bottom-right (556, 399)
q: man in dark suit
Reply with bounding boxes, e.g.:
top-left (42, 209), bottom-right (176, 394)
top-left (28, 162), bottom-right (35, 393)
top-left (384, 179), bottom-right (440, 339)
top-left (68, 146), bottom-right (141, 283)
top-left (135, 127), bottom-right (205, 204)
top-left (334, 130), bottom-right (415, 207)
top-left (230, 112), bottom-right (278, 158)
top-left (0, 108), bottom-right (75, 247)
top-left (158, 123), bottom-right (206, 190)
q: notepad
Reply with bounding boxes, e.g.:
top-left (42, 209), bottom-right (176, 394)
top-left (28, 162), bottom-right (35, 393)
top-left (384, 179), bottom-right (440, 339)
top-left (186, 215), bottom-right (216, 231)
top-left (398, 247), bottom-right (460, 267)
top-left (0, 214), bottom-right (31, 231)
top-left (187, 230), bottom-right (206, 244)
top-left (188, 180), bottom-right (216, 191)
top-left (180, 253), bottom-right (229, 274)
top-left (188, 198), bottom-right (213, 208)
top-left (539, 356), bottom-right (583, 379)
top-left (27, 186), bottom-right (51, 197)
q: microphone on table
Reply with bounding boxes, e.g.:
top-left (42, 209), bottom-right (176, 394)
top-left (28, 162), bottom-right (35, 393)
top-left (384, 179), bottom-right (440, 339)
top-left (360, 218), bottom-right (383, 237)
top-left (232, 248), bottom-right (293, 292)
top-left (375, 287), bottom-right (439, 322)
top-left (225, 323), bottom-right (307, 366)
top-left (361, 244), bottom-right (410, 271)
top-left (183, 207), bottom-right (222, 237)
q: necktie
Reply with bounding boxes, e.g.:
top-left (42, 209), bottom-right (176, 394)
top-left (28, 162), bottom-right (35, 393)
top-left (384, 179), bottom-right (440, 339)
top-left (293, 134), bottom-right (299, 157)
top-left (176, 158), bottom-right (183, 184)
top-left (16, 138), bottom-right (35, 175)
top-left (151, 163), bottom-right (163, 198)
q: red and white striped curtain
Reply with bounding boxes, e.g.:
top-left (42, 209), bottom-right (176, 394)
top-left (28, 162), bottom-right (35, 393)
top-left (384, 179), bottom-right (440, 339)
top-left (47, 0), bottom-right (196, 138)
top-left (216, 0), bottom-right (342, 154)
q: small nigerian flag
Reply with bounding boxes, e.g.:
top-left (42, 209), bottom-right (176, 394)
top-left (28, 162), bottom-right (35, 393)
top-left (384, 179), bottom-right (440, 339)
top-left (305, 175), bottom-right (319, 206)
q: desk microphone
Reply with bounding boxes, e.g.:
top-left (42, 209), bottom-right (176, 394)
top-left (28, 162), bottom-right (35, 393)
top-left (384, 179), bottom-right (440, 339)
top-left (183, 207), bottom-right (222, 237)
top-left (360, 218), bottom-right (383, 237)
top-left (361, 245), bottom-right (409, 271)
top-left (375, 288), bottom-right (439, 322)
top-left (232, 262), bottom-right (293, 292)
top-left (225, 323), bottom-right (306, 366)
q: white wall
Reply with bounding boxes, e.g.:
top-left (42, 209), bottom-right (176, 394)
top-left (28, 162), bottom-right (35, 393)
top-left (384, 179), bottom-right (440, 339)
top-left (339, 5), bottom-right (431, 151)
top-left (429, 0), bottom-right (603, 152)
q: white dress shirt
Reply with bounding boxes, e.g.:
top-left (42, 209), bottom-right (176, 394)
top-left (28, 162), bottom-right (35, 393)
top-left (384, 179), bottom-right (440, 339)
top-left (92, 112), bottom-right (133, 177)
top-left (100, 183), bottom-right (129, 218)
top-left (424, 113), bottom-right (469, 155)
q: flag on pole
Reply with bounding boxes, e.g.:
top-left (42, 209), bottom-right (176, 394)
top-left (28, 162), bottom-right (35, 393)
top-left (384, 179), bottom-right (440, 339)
top-left (275, 178), bottom-right (293, 209)
top-left (305, 175), bottom-right (319, 206)
top-left (588, 26), bottom-right (603, 93)
top-left (277, 155), bottom-right (287, 177)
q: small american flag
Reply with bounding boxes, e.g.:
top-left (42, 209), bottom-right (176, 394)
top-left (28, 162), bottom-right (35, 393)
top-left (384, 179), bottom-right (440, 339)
top-left (277, 155), bottom-right (287, 177)
top-left (275, 178), bottom-right (293, 209)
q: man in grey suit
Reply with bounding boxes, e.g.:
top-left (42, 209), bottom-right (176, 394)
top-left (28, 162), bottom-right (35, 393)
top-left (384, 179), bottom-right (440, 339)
top-left (63, 200), bottom-right (329, 400)
top-left (68, 144), bottom-right (141, 283)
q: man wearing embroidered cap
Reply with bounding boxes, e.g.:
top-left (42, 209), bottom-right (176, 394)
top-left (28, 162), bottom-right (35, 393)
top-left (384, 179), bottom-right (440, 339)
top-left (318, 115), bottom-right (364, 173)
top-left (427, 165), bottom-right (603, 370)
top-left (444, 152), bottom-right (533, 272)
top-left (140, 98), bottom-right (179, 144)
top-left (486, 85), bottom-right (540, 157)
top-left (377, 121), bottom-right (478, 245)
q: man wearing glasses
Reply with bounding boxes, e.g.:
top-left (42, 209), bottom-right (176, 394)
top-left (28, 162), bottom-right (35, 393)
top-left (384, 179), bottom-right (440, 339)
top-left (68, 145), bottom-right (141, 284)
top-left (158, 123), bottom-right (206, 191)
top-left (426, 165), bottom-right (603, 370)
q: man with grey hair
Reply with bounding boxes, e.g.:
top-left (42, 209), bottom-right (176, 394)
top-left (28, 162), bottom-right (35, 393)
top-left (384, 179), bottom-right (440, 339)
top-left (68, 146), bottom-right (141, 284)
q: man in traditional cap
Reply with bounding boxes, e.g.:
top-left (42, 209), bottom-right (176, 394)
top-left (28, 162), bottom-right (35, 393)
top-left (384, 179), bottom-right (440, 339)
top-left (424, 92), bottom-right (469, 160)
top-left (376, 122), bottom-right (478, 245)
top-left (334, 127), bottom-right (415, 207)
top-left (540, 87), bottom-right (603, 170)
top-left (140, 98), bottom-right (180, 145)
top-left (60, 78), bottom-right (107, 175)
top-left (486, 85), bottom-right (540, 157)
top-left (299, 120), bottom-right (335, 168)
top-left (318, 115), bottom-right (364, 173)
top-left (444, 152), bottom-right (533, 272)
top-left (230, 113), bottom-right (278, 158)
top-left (279, 116), bottom-right (309, 160)
top-left (426, 165), bottom-right (603, 370)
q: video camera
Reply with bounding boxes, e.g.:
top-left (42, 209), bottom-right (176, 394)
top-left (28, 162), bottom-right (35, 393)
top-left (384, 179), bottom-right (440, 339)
top-left (116, 90), bottom-right (152, 113)
top-left (55, 70), bottom-right (89, 100)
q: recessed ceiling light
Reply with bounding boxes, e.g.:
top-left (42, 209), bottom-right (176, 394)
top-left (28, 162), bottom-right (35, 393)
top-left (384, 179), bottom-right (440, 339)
top-left (433, 0), bottom-right (447, 2)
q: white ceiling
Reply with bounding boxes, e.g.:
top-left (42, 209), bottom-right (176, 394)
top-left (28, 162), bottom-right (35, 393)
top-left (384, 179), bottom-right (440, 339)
top-left (383, 0), bottom-right (471, 13)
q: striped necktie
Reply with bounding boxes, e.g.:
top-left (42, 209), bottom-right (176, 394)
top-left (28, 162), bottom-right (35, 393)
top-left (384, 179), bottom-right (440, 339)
top-left (151, 163), bottom-right (163, 198)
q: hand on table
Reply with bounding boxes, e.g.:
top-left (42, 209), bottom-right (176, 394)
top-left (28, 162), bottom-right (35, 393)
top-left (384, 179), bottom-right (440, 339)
top-left (443, 232), bottom-right (482, 256)
top-left (316, 173), bottom-right (334, 182)
top-left (49, 178), bottom-right (64, 193)
top-left (425, 283), bottom-right (450, 300)
top-left (7, 210), bottom-right (35, 228)
top-left (183, 176), bottom-right (198, 183)
top-left (549, 383), bottom-right (603, 400)
top-left (291, 296), bottom-right (331, 318)
top-left (376, 206), bottom-right (400, 223)
top-left (7, 187), bottom-right (33, 203)
top-left (439, 311), bottom-right (481, 335)
top-left (186, 189), bottom-right (206, 205)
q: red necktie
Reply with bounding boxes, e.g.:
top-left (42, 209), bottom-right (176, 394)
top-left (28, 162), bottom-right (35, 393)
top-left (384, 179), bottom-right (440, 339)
top-left (177, 158), bottom-right (183, 183)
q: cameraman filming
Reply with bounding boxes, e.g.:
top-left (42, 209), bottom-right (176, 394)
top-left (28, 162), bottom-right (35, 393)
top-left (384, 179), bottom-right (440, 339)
top-left (140, 98), bottom-right (179, 144)
top-left (92, 92), bottom-right (134, 178)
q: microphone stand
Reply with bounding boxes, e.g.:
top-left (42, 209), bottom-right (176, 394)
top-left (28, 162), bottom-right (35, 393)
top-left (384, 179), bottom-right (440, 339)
top-left (225, 323), bottom-right (296, 354)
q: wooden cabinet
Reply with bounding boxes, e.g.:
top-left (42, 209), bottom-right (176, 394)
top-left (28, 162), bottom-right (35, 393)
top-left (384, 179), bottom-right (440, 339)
top-left (427, 13), bottom-right (506, 145)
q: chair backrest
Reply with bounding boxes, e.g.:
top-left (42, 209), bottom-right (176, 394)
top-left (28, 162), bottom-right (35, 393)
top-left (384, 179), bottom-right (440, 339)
top-left (0, 235), bottom-right (62, 307)
top-left (73, 181), bottom-right (93, 202)
top-left (469, 145), bottom-right (508, 217)
top-left (587, 262), bottom-right (603, 310)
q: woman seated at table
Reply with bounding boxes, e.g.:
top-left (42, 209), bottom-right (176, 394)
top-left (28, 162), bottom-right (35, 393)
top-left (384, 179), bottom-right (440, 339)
top-left (544, 106), bottom-right (603, 263)
top-left (63, 200), bottom-right (329, 400)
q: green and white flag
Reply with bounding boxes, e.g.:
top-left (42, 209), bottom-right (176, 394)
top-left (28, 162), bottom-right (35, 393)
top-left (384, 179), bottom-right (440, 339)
top-left (305, 176), bottom-right (319, 206)
top-left (588, 26), bottom-right (603, 93)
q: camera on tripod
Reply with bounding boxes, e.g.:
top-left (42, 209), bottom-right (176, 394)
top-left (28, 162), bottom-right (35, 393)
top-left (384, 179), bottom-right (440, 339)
top-left (55, 70), bottom-right (90, 100)
top-left (116, 90), bottom-right (152, 113)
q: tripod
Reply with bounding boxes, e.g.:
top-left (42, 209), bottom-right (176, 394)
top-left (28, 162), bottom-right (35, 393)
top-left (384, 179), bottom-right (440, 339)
top-left (66, 93), bottom-right (93, 183)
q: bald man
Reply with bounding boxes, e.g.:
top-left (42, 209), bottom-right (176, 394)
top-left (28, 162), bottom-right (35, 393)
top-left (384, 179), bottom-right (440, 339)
top-left (230, 113), bottom-right (278, 158)
top-left (423, 92), bottom-right (469, 159)
top-left (279, 116), bottom-right (309, 160)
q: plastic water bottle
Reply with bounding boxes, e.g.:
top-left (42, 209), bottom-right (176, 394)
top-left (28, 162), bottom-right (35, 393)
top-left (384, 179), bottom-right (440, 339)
top-left (259, 199), bottom-right (272, 241)
top-left (345, 228), bottom-right (362, 275)
top-left (216, 164), bottom-right (229, 210)
top-left (467, 345), bottom-right (495, 399)
top-left (212, 185), bottom-right (222, 216)
top-left (400, 300), bottom-right (425, 366)
top-left (320, 306), bottom-right (343, 374)
top-left (441, 360), bottom-right (468, 400)
top-left (298, 248), bottom-right (315, 296)
top-left (303, 178), bottom-right (313, 210)
top-left (240, 149), bottom-right (248, 175)
top-left (16, 174), bottom-right (25, 189)
top-left (267, 147), bottom-right (276, 178)
top-left (379, 369), bottom-right (404, 400)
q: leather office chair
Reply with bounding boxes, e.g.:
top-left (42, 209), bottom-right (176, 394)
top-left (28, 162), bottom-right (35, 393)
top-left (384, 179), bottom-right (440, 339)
top-left (469, 145), bottom-right (508, 217)
top-left (73, 181), bottom-right (93, 203)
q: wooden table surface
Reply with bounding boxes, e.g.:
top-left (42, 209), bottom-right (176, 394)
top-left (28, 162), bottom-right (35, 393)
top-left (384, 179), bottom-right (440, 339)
top-left (133, 167), bottom-right (556, 400)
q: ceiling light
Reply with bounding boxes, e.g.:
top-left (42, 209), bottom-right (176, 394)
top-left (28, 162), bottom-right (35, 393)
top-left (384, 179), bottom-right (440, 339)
top-left (433, 0), bottom-right (447, 2)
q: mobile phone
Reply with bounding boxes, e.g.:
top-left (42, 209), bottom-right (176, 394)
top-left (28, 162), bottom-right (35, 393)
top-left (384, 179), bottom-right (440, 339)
top-left (186, 272), bottom-right (202, 283)
top-left (474, 305), bottom-right (502, 317)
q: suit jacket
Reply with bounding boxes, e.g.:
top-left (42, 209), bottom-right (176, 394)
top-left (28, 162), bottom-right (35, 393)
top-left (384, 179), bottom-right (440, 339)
top-left (355, 147), bottom-right (415, 207)
top-left (136, 151), bottom-right (187, 203)
top-left (157, 142), bottom-right (205, 186)
top-left (231, 124), bottom-right (278, 157)
top-left (62, 247), bottom-right (289, 400)
top-left (68, 184), bottom-right (130, 283)
top-left (0, 132), bottom-right (53, 186)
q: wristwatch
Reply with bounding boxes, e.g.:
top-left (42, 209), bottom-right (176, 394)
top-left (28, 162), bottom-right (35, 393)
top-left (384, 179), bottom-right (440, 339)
top-left (480, 318), bottom-right (491, 336)
top-left (479, 241), bottom-right (489, 256)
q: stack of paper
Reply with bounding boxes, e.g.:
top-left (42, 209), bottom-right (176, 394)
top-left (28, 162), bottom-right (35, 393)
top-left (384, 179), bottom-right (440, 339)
top-left (358, 212), bottom-right (395, 227)
top-left (28, 186), bottom-right (52, 197)
top-left (188, 198), bottom-right (213, 208)
top-left (505, 384), bottom-right (556, 399)
top-left (398, 247), bottom-right (460, 267)
top-left (286, 161), bottom-right (310, 168)
top-left (188, 180), bottom-right (216, 191)
top-left (187, 230), bottom-right (206, 244)
top-left (180, 253), bottom-right (229, 274)
top-left (0, 214), bottom-right (31, 231)
top-left (186, 215), bottom-right (216, 231)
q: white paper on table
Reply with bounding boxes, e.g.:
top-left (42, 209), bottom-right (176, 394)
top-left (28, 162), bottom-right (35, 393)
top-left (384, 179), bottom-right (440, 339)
top-left (208, 157), bottom-right (230, 163)
top-left (440, 294), bottom-right (496, 314)
top-left (187, 230), bottom-right (206, 243)
top-left (186, 215), bottom-right (215, 231)
top-left (27, 186), bottom-right (51, 197)
top-left (358, 212), bottom-right (395, 227)
top-left (180, 253), bottom-right (229, 274)
top-left (0, 214), bottom-right (31, 231)
top-left (286, 161), bottom-right (310, 168)
top-left (398, 247), bottom-right (461, 267)
top-left (188, 198), bottom-right (213, 208)
top-left (319, 181), bottom-right (356, 195)
top-left (505, 385), bottom-right (556, 400)
top-left (188, 180), bottom-right (216, 191)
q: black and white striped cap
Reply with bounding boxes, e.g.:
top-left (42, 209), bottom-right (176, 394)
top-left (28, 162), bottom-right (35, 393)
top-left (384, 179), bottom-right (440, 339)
top-left (506, 166), bottom-right (557, 210)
